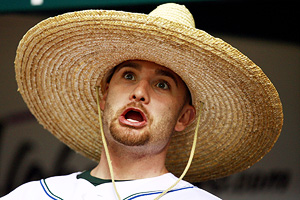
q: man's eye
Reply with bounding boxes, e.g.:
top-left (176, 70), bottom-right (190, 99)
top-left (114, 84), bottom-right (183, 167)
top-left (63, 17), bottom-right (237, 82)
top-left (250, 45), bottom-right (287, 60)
top-left (123, 72), bottom-right (135, 80)
top-left (156, 81), bottom-right (170, 90)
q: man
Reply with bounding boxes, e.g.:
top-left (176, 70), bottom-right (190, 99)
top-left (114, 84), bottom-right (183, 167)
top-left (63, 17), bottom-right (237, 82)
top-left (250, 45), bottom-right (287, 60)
top-left (94, 60), bottom-right (196, 178)
top-left (2, 3), bottom-right (283, 200)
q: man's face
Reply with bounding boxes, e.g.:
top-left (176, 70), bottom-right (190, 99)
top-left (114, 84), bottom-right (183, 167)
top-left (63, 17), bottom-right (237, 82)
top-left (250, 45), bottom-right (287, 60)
top-left (100, 60), bottom-right (195, 155)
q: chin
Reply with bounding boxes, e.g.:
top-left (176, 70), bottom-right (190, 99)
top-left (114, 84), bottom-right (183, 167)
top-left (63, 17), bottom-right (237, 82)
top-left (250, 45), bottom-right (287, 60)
top-left (110, 124), bottom-right (150, 147)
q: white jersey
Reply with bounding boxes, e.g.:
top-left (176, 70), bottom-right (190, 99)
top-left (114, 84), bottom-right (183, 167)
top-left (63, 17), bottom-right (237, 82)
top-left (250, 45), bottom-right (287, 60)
top-left (1, 172), bottom-right (221, 200)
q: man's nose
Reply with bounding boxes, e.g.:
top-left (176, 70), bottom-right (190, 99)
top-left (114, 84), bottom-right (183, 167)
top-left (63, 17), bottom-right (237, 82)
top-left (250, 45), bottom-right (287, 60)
top-left (129, 80), bottom-right (150, 104)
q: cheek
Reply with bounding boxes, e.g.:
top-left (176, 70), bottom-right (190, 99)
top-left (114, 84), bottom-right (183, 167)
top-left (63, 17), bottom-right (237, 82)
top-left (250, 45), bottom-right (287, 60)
top-left (160, 97), bottom-right (182, 113)
top-left (105, 86), bottom-right (128, 105)
top-left (150, 102), bottom-right (180, 131)
top-left (152, 98), bottom-right (181, 117)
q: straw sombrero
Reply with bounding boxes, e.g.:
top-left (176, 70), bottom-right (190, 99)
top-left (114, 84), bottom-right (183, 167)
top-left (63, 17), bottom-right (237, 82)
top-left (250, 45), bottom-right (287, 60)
top-left (15, 3), bottom-right (283, 182)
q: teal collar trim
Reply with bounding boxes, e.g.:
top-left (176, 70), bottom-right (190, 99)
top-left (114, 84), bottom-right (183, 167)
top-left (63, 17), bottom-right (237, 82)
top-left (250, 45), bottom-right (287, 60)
top-left (77, 170), bottom-right (129, 186)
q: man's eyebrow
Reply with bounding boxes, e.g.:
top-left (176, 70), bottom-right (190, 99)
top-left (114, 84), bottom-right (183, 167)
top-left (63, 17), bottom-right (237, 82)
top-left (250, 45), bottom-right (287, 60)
top-left (155, 69), bottom-right (178, 87)
top-left (115, 62), bottom-right (142, 73)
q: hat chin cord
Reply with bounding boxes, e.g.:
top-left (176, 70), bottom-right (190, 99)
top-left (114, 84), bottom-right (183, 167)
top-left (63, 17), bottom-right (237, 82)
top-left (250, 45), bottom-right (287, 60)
top-left (96, 86), bottom-right (203, 200)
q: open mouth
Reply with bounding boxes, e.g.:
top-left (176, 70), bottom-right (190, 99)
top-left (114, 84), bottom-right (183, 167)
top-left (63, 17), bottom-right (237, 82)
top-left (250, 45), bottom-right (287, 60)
top-left (119, 108), bottom-right (147, 128)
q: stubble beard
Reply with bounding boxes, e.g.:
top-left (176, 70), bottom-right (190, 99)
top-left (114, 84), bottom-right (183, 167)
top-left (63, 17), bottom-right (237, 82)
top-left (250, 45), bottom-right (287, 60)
top-left (103, 102), bottom-right (151, 147)
top-left (102, 101), bottom-right (176, 154)
top-left (110, 118), bottom-right (151, 146)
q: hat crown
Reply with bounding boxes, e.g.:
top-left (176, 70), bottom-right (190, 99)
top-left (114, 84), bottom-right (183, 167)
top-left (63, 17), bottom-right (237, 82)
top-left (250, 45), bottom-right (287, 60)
top-left (149, 3), bottom-right (195, 28)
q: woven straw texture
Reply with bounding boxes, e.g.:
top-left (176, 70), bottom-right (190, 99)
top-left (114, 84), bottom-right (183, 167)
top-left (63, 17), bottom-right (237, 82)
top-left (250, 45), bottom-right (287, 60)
top-left (15, 3), bottom-right (283, 182)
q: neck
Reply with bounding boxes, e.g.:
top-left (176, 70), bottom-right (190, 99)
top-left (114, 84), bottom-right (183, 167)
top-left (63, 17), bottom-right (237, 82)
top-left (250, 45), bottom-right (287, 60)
top-left (91, 145), bottom-right (169, 180)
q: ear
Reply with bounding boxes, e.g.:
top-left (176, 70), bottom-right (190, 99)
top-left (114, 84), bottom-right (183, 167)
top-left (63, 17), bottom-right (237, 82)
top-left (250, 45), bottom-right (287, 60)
top-left (174, 104), bottom-right (196, 132)
top-left (100, 83), bottom-right (109, 111)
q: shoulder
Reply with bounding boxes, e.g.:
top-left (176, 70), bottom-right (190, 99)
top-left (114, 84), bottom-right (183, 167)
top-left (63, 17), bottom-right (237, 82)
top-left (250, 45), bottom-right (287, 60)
top-left (162, 174), bottom-right (221, 200)
top-left (1, 172), bottom-right (85, 199)
top-left (43, 171), bottom-right (81, 186)
top-left (1, 180), bottom-right (43, 199)
top-left (117, 173), bottom-right (221, 200)
top-left (170, 185), bottom-right (221, 200)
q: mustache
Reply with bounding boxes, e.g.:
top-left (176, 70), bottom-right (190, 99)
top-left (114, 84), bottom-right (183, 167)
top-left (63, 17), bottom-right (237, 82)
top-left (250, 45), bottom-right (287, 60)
top-left (117, 102), bottom-right (149, 119)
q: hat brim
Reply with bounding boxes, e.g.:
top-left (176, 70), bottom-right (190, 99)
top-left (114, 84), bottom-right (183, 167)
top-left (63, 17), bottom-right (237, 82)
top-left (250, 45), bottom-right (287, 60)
top-left (15, 10), bottom-right (283, 182)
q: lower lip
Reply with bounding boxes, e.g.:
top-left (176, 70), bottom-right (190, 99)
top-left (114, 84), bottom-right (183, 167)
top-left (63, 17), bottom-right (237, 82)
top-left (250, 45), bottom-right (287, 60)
top-left (119, 116), bottom-right (147, 128)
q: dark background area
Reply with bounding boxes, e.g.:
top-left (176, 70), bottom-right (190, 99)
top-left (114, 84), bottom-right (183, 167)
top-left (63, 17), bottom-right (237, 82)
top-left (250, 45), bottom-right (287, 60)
top-left (3, 0), bottom-right (298, 44)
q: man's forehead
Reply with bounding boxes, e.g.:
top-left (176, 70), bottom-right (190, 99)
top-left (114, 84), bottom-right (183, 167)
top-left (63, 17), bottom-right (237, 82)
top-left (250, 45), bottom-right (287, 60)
top-left (115, 60), bottom-right (168, 72)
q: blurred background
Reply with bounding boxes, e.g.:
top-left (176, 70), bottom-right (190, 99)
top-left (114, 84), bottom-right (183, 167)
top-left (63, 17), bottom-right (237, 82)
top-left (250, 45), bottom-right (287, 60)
top-left (0, 0), bottom-right (299, 199)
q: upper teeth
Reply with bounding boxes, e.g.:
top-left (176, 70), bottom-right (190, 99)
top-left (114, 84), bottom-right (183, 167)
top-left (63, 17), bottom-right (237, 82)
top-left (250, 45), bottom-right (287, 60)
top-left (127, 119), bottom-right (139, 123)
